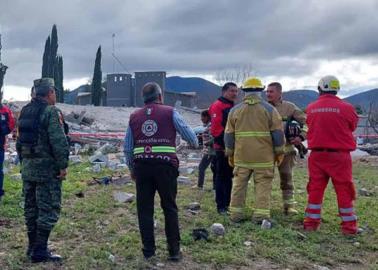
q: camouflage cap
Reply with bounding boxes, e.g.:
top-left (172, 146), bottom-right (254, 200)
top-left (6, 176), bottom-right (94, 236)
top-left (33, 78), bottom-right (56, 96)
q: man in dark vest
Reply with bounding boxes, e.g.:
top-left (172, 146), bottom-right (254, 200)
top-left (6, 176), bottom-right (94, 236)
top-left (16, 78), bottom-right (69, 263)
top-left (124, 82), bottom-right (198, 262)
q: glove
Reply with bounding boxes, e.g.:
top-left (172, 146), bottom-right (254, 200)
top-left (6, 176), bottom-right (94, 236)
top-left (228, 156), bottom-right (234, 167)
top-left (275, 154), bottom-right (284, 166)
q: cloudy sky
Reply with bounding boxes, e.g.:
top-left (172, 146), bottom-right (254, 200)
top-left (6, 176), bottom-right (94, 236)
top-left (1, 0), bottom-right (378, 101)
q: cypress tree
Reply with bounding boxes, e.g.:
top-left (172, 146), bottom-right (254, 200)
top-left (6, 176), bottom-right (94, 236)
top-left (41, 36), bottom-right (51, 77)
top-left (49, 24), bottom-right (58, 77)
top-left (91, 46), bottom-right (102, 106)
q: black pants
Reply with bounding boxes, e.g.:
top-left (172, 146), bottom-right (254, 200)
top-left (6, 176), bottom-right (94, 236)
top-left (197, 154), bottom-right (216, 189)
top-left (214, 151), bottom-right (233, 211)
top-left (134, 160), bottom-right (180, 258)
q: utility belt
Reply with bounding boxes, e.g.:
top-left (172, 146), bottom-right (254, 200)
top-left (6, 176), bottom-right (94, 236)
top-left (19, 144), bottom-right (43, 158)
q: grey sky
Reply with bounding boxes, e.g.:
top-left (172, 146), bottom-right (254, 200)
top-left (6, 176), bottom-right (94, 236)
top-left (1, 0), bottom-right (378, 100)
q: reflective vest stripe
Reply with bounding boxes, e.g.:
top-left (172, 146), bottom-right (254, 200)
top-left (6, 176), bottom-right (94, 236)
top-left (341, 215), bottom-right (357, 222)
top-left (305, 213), bottom-right (321, 219)
top-left (235, 131), bottom-right (270, 137)
top-left (307, 203), bottom-right (322, 209)
top-left (133, 146), bottom-right (176, 154)
top-left (339, 207), bottom-right (354, 213)
top-left (253, 208), bottom-right (270, 216)
top-left (236, 161), bottom-right (274, 168)
top-left (229, 207), bottom-right (246, 214)
top-left (133, 148), bottom-right (145, 154)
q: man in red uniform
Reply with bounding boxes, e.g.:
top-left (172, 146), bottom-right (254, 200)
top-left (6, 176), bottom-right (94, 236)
top-left (209, 82), bottom-right (238, 214)
top-left (0, 92), bottom-right (15, 202)
top-left (304, 75), bottom-right (358, 235)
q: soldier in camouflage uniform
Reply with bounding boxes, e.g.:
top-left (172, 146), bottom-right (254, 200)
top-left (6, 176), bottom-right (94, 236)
top-left (266, 82), bottom-right (307, 215)
top-left (17, 78), bottom-right (69, 263)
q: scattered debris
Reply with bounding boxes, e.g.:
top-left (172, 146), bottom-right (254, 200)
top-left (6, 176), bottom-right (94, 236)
top-left (211, 223), bottom-right (225, 236)
top-left (108, 253), bottom-right (115, 263)
top-left (358, 188), bottom-right (373, 197)
top-left (192, 228), bottom-right (209, 241)
top-left (75, 191), bottom-right (85, 198)
top-left (353, 241), bottom-right (361, 247)
top-left (69, 155), bottom-right (82, 164)
top-left (187, 202), bottom-right (201, 211)
top-left (177, 176), bottom-right (192, 185)
top-left (244, 241), bottom-right (253, 247)
top-left (296, 231), bottom-right (307, 241)
top-left (261, 219), bottom-right (272, 230)
top-left (89, 153), bottom-right (108, 164)
top-left (113, 191), bottom-right (135, 203)
top-left (92, 164), bottom-right (102, 173)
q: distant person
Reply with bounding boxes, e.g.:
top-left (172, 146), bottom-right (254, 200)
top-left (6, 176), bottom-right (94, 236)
top-left (224, 77), bottom-right (285, 224)
top-left (266, 82), bottom-right (307, 215)
top-left (193, 109), bottom-right (216, 190)
top-left (0, 91), bottom-right (15, 202)
top-left (17, 78), bottom-right (69, 262)
top-left (209, 82), bottom-right (238, 214)
top-left (304, 75), bottom-right (359, 235)
top-left (124, 82), bottom-right (198, 261)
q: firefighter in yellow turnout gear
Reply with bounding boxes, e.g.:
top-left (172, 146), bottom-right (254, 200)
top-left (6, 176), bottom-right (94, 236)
top-left (225, 77), bottom-right (285, 223)
top-left (266, 82), bottom-right (307, 215)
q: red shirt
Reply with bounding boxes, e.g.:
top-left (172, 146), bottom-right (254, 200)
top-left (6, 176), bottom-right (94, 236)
top-left (209, 97), bottom-right (234, 150)
top-left (306, 94), bottom-right (357, 151)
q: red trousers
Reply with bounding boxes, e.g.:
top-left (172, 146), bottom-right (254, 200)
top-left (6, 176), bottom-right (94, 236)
top-left (304, 151), bottom-right (357, 234)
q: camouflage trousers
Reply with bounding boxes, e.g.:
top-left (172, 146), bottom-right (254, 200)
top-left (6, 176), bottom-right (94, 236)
top-left (278, 153), bottom-right (296, 207)
top-left (23, 178), bottom-right (62, 232)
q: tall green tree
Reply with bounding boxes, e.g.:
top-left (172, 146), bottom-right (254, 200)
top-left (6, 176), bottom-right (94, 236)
top-left (41, 24), bottom-right (64, 102)
top-left (49, 25), bottom-right (58, 77)
top-left (54, 56), bottom-right (64, 102)
top-left (91, 46), bottom-right (102, 106)
top-left (41, 36), bottom-right (51, 77)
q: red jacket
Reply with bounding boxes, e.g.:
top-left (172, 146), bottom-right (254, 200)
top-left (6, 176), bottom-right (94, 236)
top-left (0, 104), bottom-right (15, 148)
top-left (306, 94), bottom-right (357, 151)
top-left (209, 96), bottom-right (234, 150)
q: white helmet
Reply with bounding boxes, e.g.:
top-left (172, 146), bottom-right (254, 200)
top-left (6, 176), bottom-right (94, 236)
top-left (318, 75), bottom-right (340, 92)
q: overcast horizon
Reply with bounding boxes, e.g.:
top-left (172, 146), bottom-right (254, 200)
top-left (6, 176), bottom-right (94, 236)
top-left (1, 0), bottom-right (378, 101)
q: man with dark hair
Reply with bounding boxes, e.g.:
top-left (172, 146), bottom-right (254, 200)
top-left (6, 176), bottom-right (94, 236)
top-left (124, 82), bottom-right (198, 261)
top-left (266, 82), bottom-right (307, 215)
top-left (193, 109), bottom-right (216, 189)
top-left (304, 75), bottom-right (359, 235)
top-left (17, 78), bottom-right (69, 263)
top-left (209, 82), bottom-right (238, 214)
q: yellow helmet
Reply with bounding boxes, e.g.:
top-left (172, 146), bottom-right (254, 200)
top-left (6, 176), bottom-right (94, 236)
top-left (242, 77), bottom-right (265, 91)
top-left (318, 75), bottom-right (340, 92)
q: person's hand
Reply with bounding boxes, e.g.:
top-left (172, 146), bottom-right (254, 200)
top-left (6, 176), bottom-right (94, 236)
top-left (130, 171), bottom-right (136, 181)
top-left (290, 136), bottom-right (302, 146)
top-left (58, 169), bottom-right (67, 180)
top-left (228, 156), bottom-right (234, 167)
top-left (275, 154), bottom-right (285, 166)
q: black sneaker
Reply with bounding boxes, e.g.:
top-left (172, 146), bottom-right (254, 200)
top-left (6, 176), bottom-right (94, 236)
top-left (217, 208), bottom-right (228, 215)
top-left (168, 251), bottom-right (182, 262)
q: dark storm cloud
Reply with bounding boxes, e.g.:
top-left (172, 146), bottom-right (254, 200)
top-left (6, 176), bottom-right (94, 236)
top-left (0, 0), bottom-right (377, 88)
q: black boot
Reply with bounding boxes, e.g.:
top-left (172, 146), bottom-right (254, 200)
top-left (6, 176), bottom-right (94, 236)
top-left (31, 229), bottom-right (62, 263)
top-left (167, 244), bottom-right (182, 262)
top-left (26, 230), bottom-right (36, 258)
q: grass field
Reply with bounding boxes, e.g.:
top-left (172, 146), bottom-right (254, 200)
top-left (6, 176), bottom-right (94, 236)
top-left (0, 159), bottom-right (377, 270)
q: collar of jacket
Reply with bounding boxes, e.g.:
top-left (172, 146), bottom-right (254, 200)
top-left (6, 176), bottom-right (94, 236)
top-left (243, 94), bottom-right (262, 105)
top-left (269, 98), bottom-right (282, 107)
top-left (218, 96), bottom-right (234, 105)
top-left (319, 94), bottom-right (340, 100)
